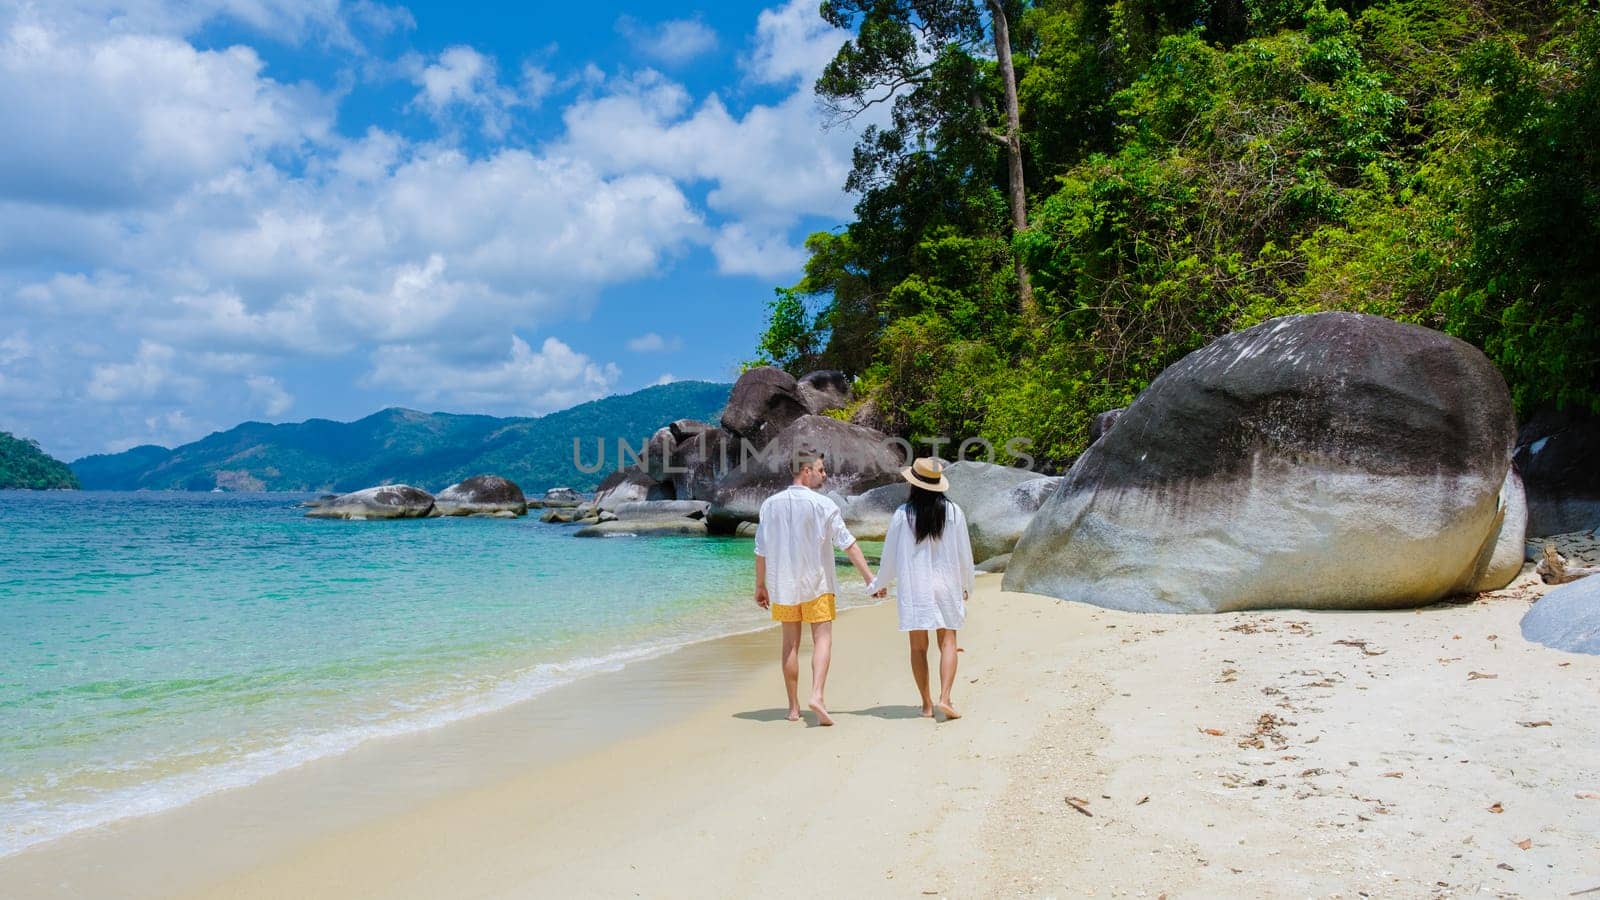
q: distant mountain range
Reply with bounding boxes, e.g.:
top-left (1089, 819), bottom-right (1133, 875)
top-left (70, 381), bottom-right (731, 493)
top-left (0, 431), bottom-right (80, 490)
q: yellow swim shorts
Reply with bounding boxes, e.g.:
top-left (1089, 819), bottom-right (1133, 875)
top-left (771, 593), bottom-right (836, 624)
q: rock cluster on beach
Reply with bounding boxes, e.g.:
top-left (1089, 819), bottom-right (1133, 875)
top-left (306, 314), bottom-right (1600, 625)
top-left (305, 476), bottom-right (541, 519)
top-left (304, 484), bottom-right (439, 520)
top-left (580, 366), bottom-right (907, 534)
top-left (434, 475), bottom-right (528, 517)
top-left (1006, 312), bottom-right (1528, 613)
top-left (558, 365), bottom-right (1065, 556)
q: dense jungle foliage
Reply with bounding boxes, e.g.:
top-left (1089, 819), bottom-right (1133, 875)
top-left (756, 0), bottom-right (1599, 470)
top-left (0, 431), bottom-right (80, 490)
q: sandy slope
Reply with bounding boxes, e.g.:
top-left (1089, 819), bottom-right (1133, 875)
top-left (152, 568), bottom-right (1599, 899)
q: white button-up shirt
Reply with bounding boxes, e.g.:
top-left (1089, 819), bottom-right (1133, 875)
top-left (866, 502), bottom-right (976, 631)
top-left (754, 485), bottom-right (857, 606)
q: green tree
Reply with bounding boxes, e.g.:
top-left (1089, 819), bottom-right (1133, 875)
top-left (0, 431), bottom-right (80, 490)
top-left (818, 0), bottom-right (1039, 320)
top-left (755, 287), bottom-right (826, 372)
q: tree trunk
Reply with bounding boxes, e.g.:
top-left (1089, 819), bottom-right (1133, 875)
top-left (987, 0), bottom-right (1036, 322)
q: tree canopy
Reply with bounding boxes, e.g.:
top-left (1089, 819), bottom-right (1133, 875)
top-left (757, 0), bottom-right (1600, 469)
top-left (0, 431), bottom-right (80, 490)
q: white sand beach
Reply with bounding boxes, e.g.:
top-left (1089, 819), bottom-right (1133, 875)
top-left (4, 568), bottom-right (1597, 899)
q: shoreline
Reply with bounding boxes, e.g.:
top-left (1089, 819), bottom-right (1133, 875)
top-left (0, 597), bottom-right (819, 897)
top-left (4, 570), bottom-right (1598, 897)
top-left (0, 614), bottom-right (784, 862)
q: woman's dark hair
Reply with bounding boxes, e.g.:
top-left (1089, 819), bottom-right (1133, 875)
top-left (907, 485), bottom-right (949, 543)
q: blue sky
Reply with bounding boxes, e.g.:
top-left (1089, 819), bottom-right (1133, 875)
top-left (0, 0), bottom-right (868, 460)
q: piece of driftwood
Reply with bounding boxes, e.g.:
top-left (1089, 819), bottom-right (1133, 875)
top-left (1537, 544), bottom-right (1600, 585)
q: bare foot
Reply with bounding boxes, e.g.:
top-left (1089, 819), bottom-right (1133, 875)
top-left (809, 699), bottom-right (834, 726)
top-left (936, 701), bottom-right (961, 720)
top-left (920, 704), bottom-right (934, 718)
top-left (786, 709), bottom-right (801, 722)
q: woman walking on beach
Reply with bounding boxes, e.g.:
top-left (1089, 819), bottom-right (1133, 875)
top-left (866, 458), bottom-right (975, 720)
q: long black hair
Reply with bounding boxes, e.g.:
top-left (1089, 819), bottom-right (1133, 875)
top-left (907, 485), bottom-right (949, 543)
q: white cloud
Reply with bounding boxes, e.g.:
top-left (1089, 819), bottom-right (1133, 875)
top-left (9, 0), bottom-right (354, 45)
top-left (712, 223), bottom-right (808, 277)
top-left (559, 72), bottom-right (856, 228)
top-left (653, 372), bottom-right (680, 386)
top-left (103, 408), bottom-right (218, 453)
top-left (346, 0), bottom-right (415, 38)
top-left (12, 144), bottom-right (705, 349)
top-left (86, 341), bottom-right (197, 402)
top-left (0, 334), bottom-right (30, 366)
top-left (522, 62), bottom-right (558, 105)
top-left (626, 332), bottom-right (684, 353)
top-left (408, 45), bottom-right (521, 137)
top-left (364, 335), bottom-right (621, 413)
top-left (744, 0), bottom-right (850, 86)
top-left (0, 1), bottom-right (865, 458)
top-left (0, 22), bottom-right (332, 208)
top-left (246, 374), bottom-right (293, 417)
top-left (616, 16), bottom-right (718, 65)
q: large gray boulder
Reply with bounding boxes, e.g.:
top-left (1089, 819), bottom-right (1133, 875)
top-left (1515, 407), bottom-right (1600, 537)
top-left (1005, 312), bottom-right (1524, 613)
top-left (843, 482), bottom-right (911, 541)
top-left (976, 553), bottom-right (1011, 573)
top-left (593, 469), bottom-right (670, 511)
top-left (944, 462), bottom-right (1053, 561)
top-left (305, 485), bottom-right (436, 520)
top-left (721, 367), bottom-right (809, 451)
top-left (841, 462), bottom-right (1056, 560)
top-left (434, 475), bottom-right (527, 517)
top-left (614, 500), bottom-right (710, 520)
top-left (541, 487), bottom-right (584, 507)
top-left (797, 370), bottom-right (852, 415)
top-left (574, 519), bottom-right (710, 538)
top-left (708, 415), bottom-right (900, 533)
top-left (643, 420), bottom-right (729, 502)
top-left (1521, 576), bottom-right (1600, 655)
top-left (942, 462), bottom-right (1059, 563)
top-left (1484, 469), bottom-right (1529, 584)
top-left (1089, 408), bottom-right (1124, 447)
top-left (850, 397), bottom-right (889, 434)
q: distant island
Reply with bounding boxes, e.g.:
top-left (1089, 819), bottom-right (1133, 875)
top-left (0, 431), bottom-right (81, 490)
top-left (70, 381), bottom-right (730, 493)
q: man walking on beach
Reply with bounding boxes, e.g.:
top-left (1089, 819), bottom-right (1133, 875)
top-left (754, 450), bottom-right (877, 726)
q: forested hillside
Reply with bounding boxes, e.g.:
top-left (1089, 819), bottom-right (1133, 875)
top-left (71, 381), bottom-right (731, 493)
top-left (758, 0), bottom-right (1598, 469)
top-left (0, 431), bottom-right (80, 490)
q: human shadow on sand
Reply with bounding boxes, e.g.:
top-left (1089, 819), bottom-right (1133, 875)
top-left (734, 705), bottom-right (931, 723)
top-left (733, 708), bottom-right (806, 723)
top-left (835, 705), bottom-right (930, 720)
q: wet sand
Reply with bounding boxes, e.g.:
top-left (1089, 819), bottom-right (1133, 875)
top-left (4, 570), bottom-right (1598, 898)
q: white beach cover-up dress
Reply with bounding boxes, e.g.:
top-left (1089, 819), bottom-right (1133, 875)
top-left (866, 502), bottom-right (976, 631)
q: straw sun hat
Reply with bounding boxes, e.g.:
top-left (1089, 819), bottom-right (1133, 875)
top-left (900, 457), bottom-right (950, 493)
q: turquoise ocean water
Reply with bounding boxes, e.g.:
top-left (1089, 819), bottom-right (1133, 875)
top-left (0, 491), bottom-right (858, 857)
